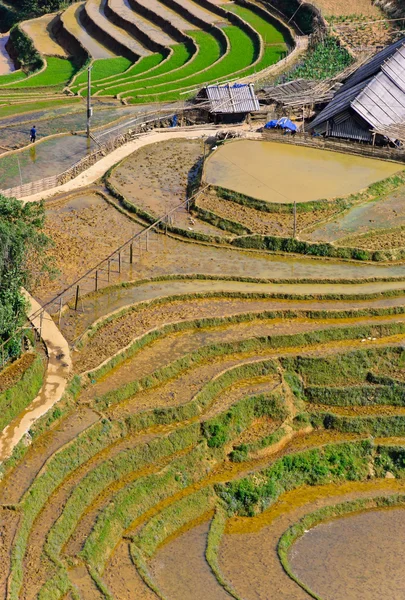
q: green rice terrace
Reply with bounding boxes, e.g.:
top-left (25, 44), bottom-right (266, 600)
top-left (4, 1), bottom-right (405, 600)
top-left (0, 0), bottom-right (289, 104)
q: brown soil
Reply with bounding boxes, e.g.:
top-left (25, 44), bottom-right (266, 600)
top-left (150, 521), bottom-right (230, 600)
top-left (312, 0), bottom-right (379, 16)
top-left (340, 226), bottom-right (405, 251)
top-left (0, 509), bottom-right (20, 599)
top-left (103, 541), bottom-right (157, 600)
top-left (220, 479), bottom-right (405, 600)
top-left (34, 192), bottom-right (139, 301)
top-left (109, 138), bottom-right (223, 236)
top-left (235, 416), bottom-right (279, 445)
top-left (74, 296), bottom-right (297, 373)
top-left (0, 352), bottom-right (36, 394)
top-left (196, 189), bottom-right (339, 237)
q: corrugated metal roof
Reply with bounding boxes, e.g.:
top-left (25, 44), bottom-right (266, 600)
top-left (351, 70), bottom-right (405, 128)
top-left (339, 37), bottom-right (405, 93)
top-left (206, 83), bottom-right (260, 113)
top-left (260, 79), bottom-right (315, 97)
top-left (329, 117), bottom-right (373, 142)
top-left (382, 43), bottom-right (405, 93)
top-left (310, 78), bottom-right (370, 128)
top-left (311, 37), bottom-right (405, 139)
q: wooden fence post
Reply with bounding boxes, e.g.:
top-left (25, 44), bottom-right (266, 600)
top-left (74, 286), bottom-right (80, 311)
top-left (58, 295), bottom-right (63, 326)
top-left (95, 270), bottom-right (98, 292)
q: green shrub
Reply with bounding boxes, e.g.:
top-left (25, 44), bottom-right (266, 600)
top-left (217, 440), bottom-right (373, 515)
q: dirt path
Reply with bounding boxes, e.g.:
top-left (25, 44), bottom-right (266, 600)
top-left (0, 292), bottom-right (71, 463)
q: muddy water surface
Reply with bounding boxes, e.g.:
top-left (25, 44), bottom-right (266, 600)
top-left (204, 140), bottom-right (400, 204)
top-left (304, 184), bottom-right (405, 243)
top-left (289, 508), bottom-right (405, 600)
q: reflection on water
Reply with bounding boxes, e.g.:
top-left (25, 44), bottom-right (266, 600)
top-left (289, 508), bottom-right (405, 600)
top-left (204, 140), bottom-right (400, 204)
top-left (29, 145), bottom-right (37, 163)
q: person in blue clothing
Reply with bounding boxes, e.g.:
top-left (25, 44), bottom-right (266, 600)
top-left (30, 125), bottom-right (36, 143)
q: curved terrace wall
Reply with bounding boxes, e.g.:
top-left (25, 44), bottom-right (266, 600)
top-left (81, 0), bottom-right (141, 61)
top-left (104, 0), bottom-right (167, 54)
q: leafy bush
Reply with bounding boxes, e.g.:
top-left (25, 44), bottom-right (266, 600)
top-left (284, 36), bottom-right (353, 81)
top-left (218, 440), bottom-right (372, 515)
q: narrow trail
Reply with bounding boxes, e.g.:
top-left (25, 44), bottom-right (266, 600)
top-left (0, 293), bottom-right (71, 463)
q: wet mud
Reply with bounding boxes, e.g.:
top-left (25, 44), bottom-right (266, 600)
top-left (150, 521), bottom-right (231, 600)
top-left (204, 140), bottom-right (400, 204)
top-left (290, 508), bottom-right (405, 600)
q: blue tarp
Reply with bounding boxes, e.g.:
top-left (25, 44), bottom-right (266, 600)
top-left (264, 118), bottom-right (298, 132)
top-left (264, 119), bottom-right (278, 129)
top-left (278, 117), bottom-right (297, 131)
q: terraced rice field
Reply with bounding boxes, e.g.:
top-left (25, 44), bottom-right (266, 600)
top-left (0, 0), bottom-right (290, 108)
top-left (3, 133), bottom-right (405, 600)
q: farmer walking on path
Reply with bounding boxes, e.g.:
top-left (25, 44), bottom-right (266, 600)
top-left (30, 125), bottom-right (36, 143)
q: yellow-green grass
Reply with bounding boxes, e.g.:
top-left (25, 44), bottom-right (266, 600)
top-left (10, 57), bottom-right (78, 88)
top-left (0, 97), bottom-right (81, 119)
top-left (93, 45), bottom-right (192, 97)
top-left (0, 353), bottom-right (45, 434)
top-left (0, 70), bottom-right (27, 86)
top-left (124, 26), bottom-right (254, 101)
top-left (72, 56), bottom-right (133, 87)
top-left (97, 32), bottom-right (216, 97)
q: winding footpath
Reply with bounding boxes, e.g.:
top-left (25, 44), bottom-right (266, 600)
top-left (0, 293), bottom-right (71, 463)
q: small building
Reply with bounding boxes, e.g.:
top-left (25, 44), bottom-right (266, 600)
top-left (198, 83), bottom-right (260, 123)
top-left (311, 37), bottom-right (405, 143)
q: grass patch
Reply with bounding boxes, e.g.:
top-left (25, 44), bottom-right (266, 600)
top-left (0, 353), bottom-right (44, 433)
top-left (217, 439), bottom-right (373, 515)
top-left (0, 70), bottom-right (27, 86)
top-left (224, 3), bottom-right (287, 44)
top-left (128, 26), bottom-right (256, 101)
top-left (45, 424), bottom-right (199, 573)
top-left (11, 57), bottom-right (78, 88)
top-left (203, 391), bottom-right (287, 449)
top-left (97, 43), bottom-right (191, 96)
top-left (281, 347), bottom-right (405, 387)
top-left (206, 505), bottom-right (243, 600)
top-left (0, 97), bottom-right (81, 119)
top-left (101, 30), bottom-right (223, 98)
top-left (82, 442), bottom-right (218, 571)
top-left (73, 56), bottom-right (132, 86)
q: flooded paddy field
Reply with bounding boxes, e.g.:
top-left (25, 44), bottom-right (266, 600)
top-left (204, 139), bottom-right (400, 204)
top-left (0, 103), bottom-right (146, 153)
top-left (304, 183), bottom-right (405, 245)
top-left (0, 134), bottom-right (96, 189)
top-left (289, 508), bottom-right (405, 600)
top-left (219, 483), bottom-right (405, 599)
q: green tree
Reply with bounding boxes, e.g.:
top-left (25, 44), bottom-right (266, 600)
top-left (0, 195), bottom-right (49, 358)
